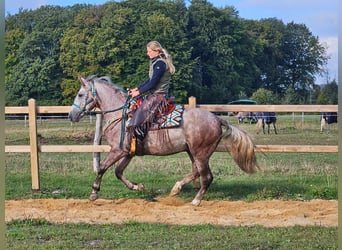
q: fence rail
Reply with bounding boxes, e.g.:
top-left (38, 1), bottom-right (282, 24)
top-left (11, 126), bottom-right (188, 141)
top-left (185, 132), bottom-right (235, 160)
top-left (5, 144), bottom-right (338, 153)
top-left (5, 98), bottom-right (338, 190)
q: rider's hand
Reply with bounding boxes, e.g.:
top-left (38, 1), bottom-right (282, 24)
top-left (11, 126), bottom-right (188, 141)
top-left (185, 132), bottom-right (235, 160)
top-left (129, 88), bottom-right (140, 97)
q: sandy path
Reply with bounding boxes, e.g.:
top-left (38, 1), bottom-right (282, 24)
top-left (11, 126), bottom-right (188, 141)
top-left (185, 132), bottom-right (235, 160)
top-left (5, 198), bottom-right (337, 227)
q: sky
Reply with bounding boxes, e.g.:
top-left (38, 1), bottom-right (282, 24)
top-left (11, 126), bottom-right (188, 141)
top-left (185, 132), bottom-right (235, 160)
top-left (5, 0), bottom-right (339, 84)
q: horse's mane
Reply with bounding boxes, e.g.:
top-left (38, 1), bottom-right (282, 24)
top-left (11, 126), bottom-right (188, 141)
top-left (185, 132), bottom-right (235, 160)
top-left (86, 75), bottom-right (127, 96)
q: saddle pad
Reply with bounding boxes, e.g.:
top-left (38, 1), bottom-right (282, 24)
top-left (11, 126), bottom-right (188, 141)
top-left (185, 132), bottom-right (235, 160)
top-left (127, 98), bottom-right (184, 129)
top-left (155, 104), bottom-right (184, 129)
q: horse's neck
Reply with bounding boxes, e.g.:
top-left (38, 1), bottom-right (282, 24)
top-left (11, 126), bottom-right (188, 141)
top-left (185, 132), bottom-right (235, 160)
top-left (96, 83), bottom-right (126, 127)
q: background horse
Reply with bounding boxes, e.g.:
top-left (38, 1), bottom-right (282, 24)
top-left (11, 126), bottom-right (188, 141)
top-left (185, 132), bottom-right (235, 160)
top-left (256, 112), bottom-right (278, 134)
top-left (68, 76), bottom-right (259, 206)
top-left (236, 111), bottom-right (258, 124)
top-left (320, 112), bottom-right (338, 133)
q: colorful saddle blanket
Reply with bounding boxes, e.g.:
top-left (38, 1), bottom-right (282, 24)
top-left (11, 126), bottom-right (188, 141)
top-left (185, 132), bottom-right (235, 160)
top-left (128, 97), bottom-right (184, 129)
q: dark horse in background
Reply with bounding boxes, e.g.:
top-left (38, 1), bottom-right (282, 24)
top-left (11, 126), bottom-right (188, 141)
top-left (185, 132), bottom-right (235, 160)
top-left (256, 112), bottom-right (278, 134)
top-left (68, 76), bottom-right (259, 206)
top-left (320, 112), bottom-right (338, 133)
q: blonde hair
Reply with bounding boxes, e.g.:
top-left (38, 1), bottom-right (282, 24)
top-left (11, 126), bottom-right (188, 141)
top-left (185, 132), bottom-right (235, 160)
top-left (147, 41), bottom-right (175, 74)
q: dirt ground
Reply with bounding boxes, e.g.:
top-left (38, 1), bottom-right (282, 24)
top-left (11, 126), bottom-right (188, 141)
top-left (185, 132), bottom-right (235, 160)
top-left (5, 198), bottom-right (337, 227)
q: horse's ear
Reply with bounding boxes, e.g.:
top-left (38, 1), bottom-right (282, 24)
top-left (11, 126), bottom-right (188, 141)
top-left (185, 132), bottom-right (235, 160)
top-left (78, 76), bottom-right (87, 86)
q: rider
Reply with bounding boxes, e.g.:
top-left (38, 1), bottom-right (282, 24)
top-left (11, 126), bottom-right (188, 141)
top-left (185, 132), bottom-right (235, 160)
top-left (127, 41), bottom-right (176, 154)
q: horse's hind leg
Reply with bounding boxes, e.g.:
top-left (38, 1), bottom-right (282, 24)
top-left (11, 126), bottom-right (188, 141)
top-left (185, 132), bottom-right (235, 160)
top-left (273, 122), bottom-right (278, 134)
top-left (170, 150), bottom-right (213, 206)
top-left (89, 150), bottom-right (127, 201)
top-left (170, 151), bottom-right (203, 196)
top-left (191, 159), bottom-right (213, 206)
top-left (170, 162), bottom-right (200, 196)
top-left (170, 158), bottom-right (213, 206)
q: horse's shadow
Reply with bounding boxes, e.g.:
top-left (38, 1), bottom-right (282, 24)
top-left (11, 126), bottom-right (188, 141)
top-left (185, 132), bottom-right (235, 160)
top-left (176, 179), bottom-right (308, 201)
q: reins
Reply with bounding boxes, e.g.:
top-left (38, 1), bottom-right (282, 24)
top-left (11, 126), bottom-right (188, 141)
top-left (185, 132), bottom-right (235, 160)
top-left (86, 95), bottom-right (132, 150)
top-left (73, 78), bottom-right (132, 150)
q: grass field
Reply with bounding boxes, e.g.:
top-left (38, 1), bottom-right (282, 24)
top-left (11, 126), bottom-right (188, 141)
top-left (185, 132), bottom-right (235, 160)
top-left (5, 114), bottom-right (338, 249)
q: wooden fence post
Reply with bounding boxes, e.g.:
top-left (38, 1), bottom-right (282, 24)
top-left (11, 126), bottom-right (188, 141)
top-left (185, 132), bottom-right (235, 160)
top-left (188, 96), bottom-right (196, 108)
top-left (28, 99), bottom-right (40, 190)
top-left (93, 113), bottom-right (103, 173)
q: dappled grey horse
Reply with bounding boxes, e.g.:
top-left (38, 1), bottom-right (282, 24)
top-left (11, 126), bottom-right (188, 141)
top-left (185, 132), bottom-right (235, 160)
top-left (68, 76), bottom-right (259, 205)
top-left (236, 111), bottom-right (258, 124)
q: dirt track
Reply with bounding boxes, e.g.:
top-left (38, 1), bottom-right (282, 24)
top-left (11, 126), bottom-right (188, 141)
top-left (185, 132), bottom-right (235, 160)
top-left (5, 198), bottom-right (337, 227)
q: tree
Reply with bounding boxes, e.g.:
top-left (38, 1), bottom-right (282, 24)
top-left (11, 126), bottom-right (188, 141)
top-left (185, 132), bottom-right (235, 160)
top-left (6, 30), bottom-right (63, 105)
top-left (316, 80), bottom-right (338, 104)
top-left (251, 88), bottom-right (279, 104)
top-left (280, 22), bottom-right (328, 98)
top-left (282, 86), bottom-right (302, 104)
top-left (187, 0), bottom-right (258, 103)
top-left (242, 18), bottom-right (286, 93)
top-left (5, 29), bottom-right (26, 85)
top-left (5, 5), bottom-right (82, 105)
top-left (5, 1), bottom-right (330, 105)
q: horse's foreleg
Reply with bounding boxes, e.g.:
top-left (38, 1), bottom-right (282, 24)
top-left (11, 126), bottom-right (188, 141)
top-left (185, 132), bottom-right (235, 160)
top-left (89, 150), bottom-right (126, 201)
top-left (320, 118), bottom-right (326, 133)
top-left (114, 156), bottom-right (144, 191)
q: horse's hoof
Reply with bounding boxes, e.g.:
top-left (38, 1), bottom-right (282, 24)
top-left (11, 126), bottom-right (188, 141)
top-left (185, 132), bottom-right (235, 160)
top-left (191, 199), bottom-right (201, 206)
top-left (170, 181), bottom-right (182, 196)
top-left (137, 183), bottom-right (145, 192)
top-left (89, 193), bottom-right (98, 201)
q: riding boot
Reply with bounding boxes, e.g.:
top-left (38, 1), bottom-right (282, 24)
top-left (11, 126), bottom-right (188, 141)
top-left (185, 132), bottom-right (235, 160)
top-left (125, 128), bottom-right (136, 156)
top-left (135, 137), bottom-right (144, 156)
top-left (127, 134), bottom-right (144, 156)
top-left (126, 126), bottom-right (145, 156)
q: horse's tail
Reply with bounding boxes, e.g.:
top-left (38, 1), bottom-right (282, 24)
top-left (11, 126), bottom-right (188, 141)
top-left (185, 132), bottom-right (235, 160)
top-left (219, 118), bottom-right (260, 174)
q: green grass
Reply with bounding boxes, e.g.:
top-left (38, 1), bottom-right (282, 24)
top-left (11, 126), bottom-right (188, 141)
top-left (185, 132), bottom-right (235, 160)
top-left (5, 152), bottom-right (337, 201)
top-left (6, 219), bottom-right (337, 250)
top-left (5, 116), bottom-right (338, 249)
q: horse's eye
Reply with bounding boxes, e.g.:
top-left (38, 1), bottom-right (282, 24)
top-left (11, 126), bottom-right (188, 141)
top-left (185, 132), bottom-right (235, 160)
top-left (78, 94), bottom-right (84, 98)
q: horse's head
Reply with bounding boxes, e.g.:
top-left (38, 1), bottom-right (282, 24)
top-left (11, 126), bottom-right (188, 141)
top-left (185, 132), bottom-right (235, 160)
top-left (68, 76), bottom-right (98, 122)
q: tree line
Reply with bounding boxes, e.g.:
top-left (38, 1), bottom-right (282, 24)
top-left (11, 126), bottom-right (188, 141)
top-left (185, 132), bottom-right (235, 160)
top-left (5, 0), bottom-right (337, 106)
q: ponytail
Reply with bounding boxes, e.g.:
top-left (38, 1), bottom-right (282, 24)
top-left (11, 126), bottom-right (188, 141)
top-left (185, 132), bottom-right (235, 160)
top-left (147, 41), bottom-right (176, 75)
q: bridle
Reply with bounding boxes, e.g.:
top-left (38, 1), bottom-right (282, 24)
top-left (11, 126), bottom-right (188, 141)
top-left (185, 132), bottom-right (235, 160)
top-left (72, 79), bottom-right (132, 115)
top-left (72, 78), bottom-right (132, 149)
top-left (72, 79), bottom-right (97, 113)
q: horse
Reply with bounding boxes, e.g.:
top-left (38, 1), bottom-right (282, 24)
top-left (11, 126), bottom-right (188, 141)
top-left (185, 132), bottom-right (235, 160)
top-left (68, 75), bottom-right (259, 206)
top-left (320, 112), bottom-right (337, 133)
top-left (236, 111), bottom-right (258, 124)
top-left (256, 112), bottom-right (277, 134)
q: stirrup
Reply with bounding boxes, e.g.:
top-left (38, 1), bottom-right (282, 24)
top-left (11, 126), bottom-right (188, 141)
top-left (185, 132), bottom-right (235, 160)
top-left (130, 137), bottom-right (136, 155)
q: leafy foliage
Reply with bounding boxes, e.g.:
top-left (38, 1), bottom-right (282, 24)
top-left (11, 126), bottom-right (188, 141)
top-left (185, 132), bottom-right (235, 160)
top-left (5, 0), bottom-right (331, 106)
top-left (316, 80), bottom-right (338, 104)
top-left (250, 88), bottom-right (279, 104)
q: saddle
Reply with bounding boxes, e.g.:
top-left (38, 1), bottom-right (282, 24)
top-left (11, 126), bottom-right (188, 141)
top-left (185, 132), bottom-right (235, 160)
top-left (128, 96), bottom-right (184, 130)
top-left (126, 96), bottom-right (184, 156)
